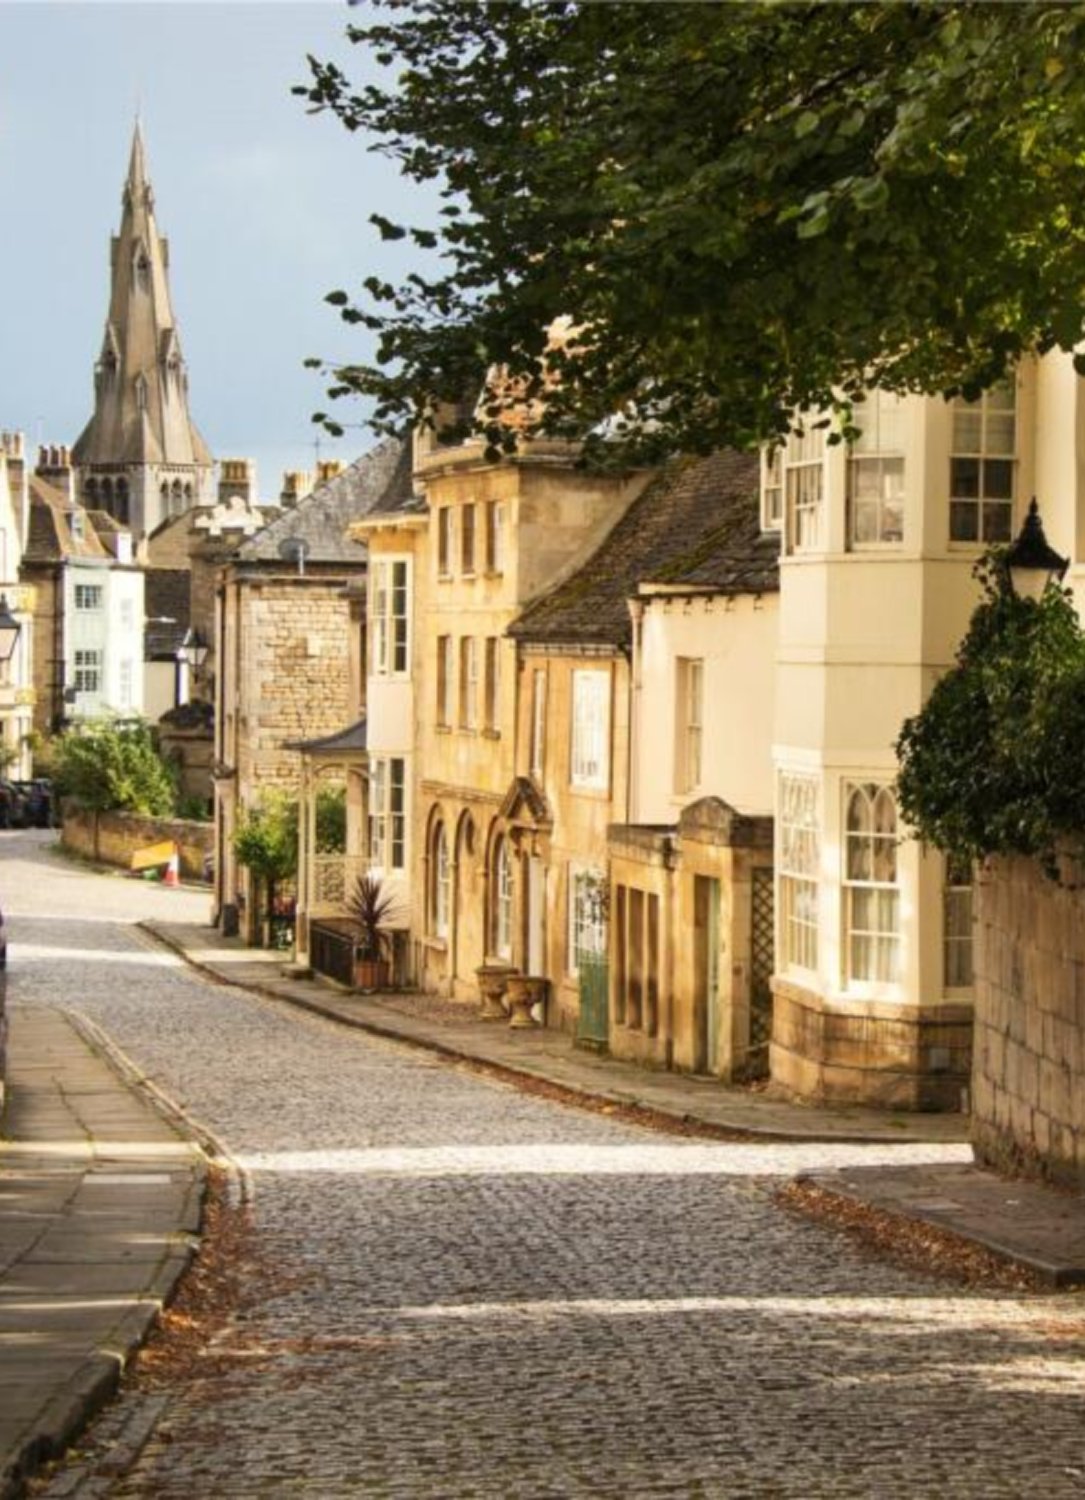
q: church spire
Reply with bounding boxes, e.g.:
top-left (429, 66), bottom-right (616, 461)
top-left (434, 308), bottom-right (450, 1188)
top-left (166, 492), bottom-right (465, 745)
top-left (72, 122), bottom-right (213, 536)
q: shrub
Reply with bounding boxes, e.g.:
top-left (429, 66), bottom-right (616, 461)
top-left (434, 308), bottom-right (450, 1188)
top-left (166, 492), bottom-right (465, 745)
top-left (896, 561), bottom-right (1085, 878)
top-left (52, 719), bottom-right (176, 816)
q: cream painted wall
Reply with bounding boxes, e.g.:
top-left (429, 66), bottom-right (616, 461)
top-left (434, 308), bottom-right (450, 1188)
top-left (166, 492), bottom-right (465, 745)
top-left (633, 592), bottom-right (777, 824)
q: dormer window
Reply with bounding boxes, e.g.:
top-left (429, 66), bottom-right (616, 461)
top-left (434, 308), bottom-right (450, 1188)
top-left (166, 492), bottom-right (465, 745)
top-left (70, 512), bottom-right (85, 543)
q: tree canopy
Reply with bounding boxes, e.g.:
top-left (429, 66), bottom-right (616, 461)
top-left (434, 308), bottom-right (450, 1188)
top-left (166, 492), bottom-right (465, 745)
top-left (300, 1), bottom-right (1085, 465)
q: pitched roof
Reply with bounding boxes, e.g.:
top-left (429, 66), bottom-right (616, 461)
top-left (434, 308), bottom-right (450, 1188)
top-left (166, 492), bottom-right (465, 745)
top-left (23, 475), bottom-right (111, 563)
top-left (237, 438), bottom-right (410, 565)
top-left (509, 450), bottom-right (775, 648)
top-left (144, 568), bottom-right (190, 658)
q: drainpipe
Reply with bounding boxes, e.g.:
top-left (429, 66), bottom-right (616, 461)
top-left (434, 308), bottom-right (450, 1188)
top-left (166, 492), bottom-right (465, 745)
top-left (627, 598), bottom-right (644, 824)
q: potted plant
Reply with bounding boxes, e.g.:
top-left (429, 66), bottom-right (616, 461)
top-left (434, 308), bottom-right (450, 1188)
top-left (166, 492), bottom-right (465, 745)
top-left (347, 873), bottom-right (403, 991)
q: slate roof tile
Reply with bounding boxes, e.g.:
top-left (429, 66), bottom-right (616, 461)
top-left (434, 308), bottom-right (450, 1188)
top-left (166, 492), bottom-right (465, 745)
top-left (509, 451), bottom-right (776, 648)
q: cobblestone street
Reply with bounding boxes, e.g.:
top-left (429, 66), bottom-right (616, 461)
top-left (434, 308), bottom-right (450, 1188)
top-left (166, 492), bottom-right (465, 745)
top-left (5, 830), bottom-right (1085, 1497)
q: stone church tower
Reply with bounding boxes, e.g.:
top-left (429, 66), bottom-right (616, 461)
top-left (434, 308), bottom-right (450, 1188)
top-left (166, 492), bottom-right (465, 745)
top-left (72, 123), bottom-right (214, 536)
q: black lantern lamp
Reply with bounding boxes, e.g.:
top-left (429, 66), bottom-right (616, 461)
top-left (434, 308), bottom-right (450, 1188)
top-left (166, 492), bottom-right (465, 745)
top-left (0, 594), bottom-right (21, 664)
top-left (178, 628), bottom-right (210, 673)
top-left (1005, 498), bottom-right (1069, 601)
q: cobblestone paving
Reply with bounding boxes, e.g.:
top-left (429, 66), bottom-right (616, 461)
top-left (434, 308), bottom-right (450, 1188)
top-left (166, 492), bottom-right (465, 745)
top-left (5, 831), bottom-right (1085, 1497)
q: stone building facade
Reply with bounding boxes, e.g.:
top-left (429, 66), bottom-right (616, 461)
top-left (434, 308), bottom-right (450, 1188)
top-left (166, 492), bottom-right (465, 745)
top-left (213, 442), bottom-right (405, 940)
top-left (972, 856), bottom-right (1085, 1188)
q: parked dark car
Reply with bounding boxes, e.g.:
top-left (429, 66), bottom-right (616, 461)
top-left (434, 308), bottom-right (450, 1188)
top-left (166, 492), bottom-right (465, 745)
top-left (0, 781), bottom-right (28, 829)
top-left (11, 780), bottom-right (52, 829)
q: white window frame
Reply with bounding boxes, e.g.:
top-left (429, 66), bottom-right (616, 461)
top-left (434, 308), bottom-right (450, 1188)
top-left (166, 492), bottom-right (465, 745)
top-left (74, 583), bottom-right (103, 611)
top-left (369, 757), bottom-right (406, 874)
top-left (843, 781), bottom-right (902, 990)
top-left (676, 657), bottom-right (704, 793)
top-left (943, 854), bottom-right (974, 993)
top-left (760, 446), bottom-right (783, 531)
top-left (494, 836), bottom-right (514, 961)
top-left (785, 425), bottom-right (825, 554)
top-left (568, 864), bottom-right (607, 977)
top-left (778, 772), bottom-right (819, 975)
top-left (433, 824), bottom-right (451, 939)
top-left (370, 558), bottom-right (410, 677)
top-left (118, 658), bottom-right (134, 709)
top-left (73, 648), bottom-right (102, 695)
top-left (570, 668), bottom-right (610, 791)
top-left (949, 378), bottom-right (1017, 546)
top-left (847, 391), bottom-right (906, 549)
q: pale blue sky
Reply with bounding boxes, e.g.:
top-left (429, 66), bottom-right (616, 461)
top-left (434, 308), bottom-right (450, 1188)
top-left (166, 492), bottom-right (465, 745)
top-left (0, 0), bottom-right (433, 496)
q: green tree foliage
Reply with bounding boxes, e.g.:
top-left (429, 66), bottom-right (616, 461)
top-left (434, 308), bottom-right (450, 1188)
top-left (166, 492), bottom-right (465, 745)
top-left (896, 565), bottom-right (1085, 878)
top-left (232, 791), bottom-right (298, 887)
top-left (300, 2), bottom-right (1085, 464)
top-left (53, 720), bottom-right (176, 816)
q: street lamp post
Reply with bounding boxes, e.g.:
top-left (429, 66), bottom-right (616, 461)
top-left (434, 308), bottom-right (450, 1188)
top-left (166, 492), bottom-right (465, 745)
top-left (175, 628), bottom-right (210, 708)
top-left (1004, 498), bottom-right (1070, 601)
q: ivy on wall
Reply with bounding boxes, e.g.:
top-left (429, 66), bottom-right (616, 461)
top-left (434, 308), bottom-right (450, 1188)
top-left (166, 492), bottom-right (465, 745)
top-left (896, 560), bottom-right (1085, 879)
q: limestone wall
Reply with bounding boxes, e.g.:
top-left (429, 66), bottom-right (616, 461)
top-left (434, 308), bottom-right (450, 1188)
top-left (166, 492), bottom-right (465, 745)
top-left (62, 807), bottom-right (213, 882)
top-left (972, 856), bottom-right (1085, 1187)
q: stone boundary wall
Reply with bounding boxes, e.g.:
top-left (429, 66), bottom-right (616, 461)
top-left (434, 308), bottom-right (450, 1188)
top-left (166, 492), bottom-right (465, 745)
top-left (973, 855), bottom-right (1085, 1188)
top-left (62, 808), bottom-right (213, 883)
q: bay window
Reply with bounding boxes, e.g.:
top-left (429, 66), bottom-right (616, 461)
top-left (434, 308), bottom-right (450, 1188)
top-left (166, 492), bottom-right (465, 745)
top-left (370, 559), bottom-right (409, 676)
top-left (847, 391), bottom-right (905, 547)
top-left (779, 773), bottom-right (819, 972)
top-left (368, 757), bottom-right (406, 874)
top-left (785, 425), bottom-right (825, 553)
top-left (844, 783), bottom-right (901, 986)
top-left (950, 378), bottom-right (1016, 543)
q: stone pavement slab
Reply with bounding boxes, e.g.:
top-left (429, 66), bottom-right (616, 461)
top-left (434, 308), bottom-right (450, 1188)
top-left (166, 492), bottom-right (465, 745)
top-left (799, 1161), bottom-right (1085, 1286)
top-left (143, 919), bottom-right (969, 1146)
top-left (0, 1006), bottom-right (205, 1500)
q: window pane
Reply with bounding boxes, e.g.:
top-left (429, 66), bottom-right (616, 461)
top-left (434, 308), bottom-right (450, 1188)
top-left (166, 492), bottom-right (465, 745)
top-left (952, 406), bottom-right (983, 451)
top-left (985, 410), bottom-right (1016, 456)
top-left (950, 457), bottom-right (980, 499)
top-left (950, 501), bottom-right (978, 542)
top-left (982, 459), bottom-right (1014, 500)
top-left (982, 502), bottom-right (1013, 542)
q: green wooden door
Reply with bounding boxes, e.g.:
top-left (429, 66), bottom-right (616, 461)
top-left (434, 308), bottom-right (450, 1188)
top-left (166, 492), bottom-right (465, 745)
top-left (706, 877), bottom-right (721, 1067)
top-left (577, 951), bottom-right (609, 1050)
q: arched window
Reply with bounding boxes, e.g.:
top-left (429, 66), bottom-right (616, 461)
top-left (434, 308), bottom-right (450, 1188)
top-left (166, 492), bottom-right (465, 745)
top-left (171, 479), bottom-right (183, 517)
top-left (844, 783), bottom-right (900, 986)
top-left (84, 478), bottom-right (99, 508)
top-left (115, 479), bottom-right (130, 525)
top-left (433, 824), bottom-right (450, 940)
top-left (101, 477), bottom-right (114, 515)
top-left (493, 836), bottom-right (513, 961)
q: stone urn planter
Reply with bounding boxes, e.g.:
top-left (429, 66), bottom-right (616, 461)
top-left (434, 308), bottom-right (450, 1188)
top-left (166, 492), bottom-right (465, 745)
top-left (476, 962), bottom-right (515, 1020)
top-left (506, 974), bottom-right (548, 1030)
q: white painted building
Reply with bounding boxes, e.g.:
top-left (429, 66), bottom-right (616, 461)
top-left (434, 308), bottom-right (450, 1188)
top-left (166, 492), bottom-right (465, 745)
top-left (63, 558), bottom-right (145, 721)
top-left (766, 365), bottom-right (1050, 1108)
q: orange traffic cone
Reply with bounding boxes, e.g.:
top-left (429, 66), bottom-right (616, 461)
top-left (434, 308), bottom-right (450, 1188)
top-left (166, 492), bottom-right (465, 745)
top-left (164, 851), bottom-right (180, 888)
